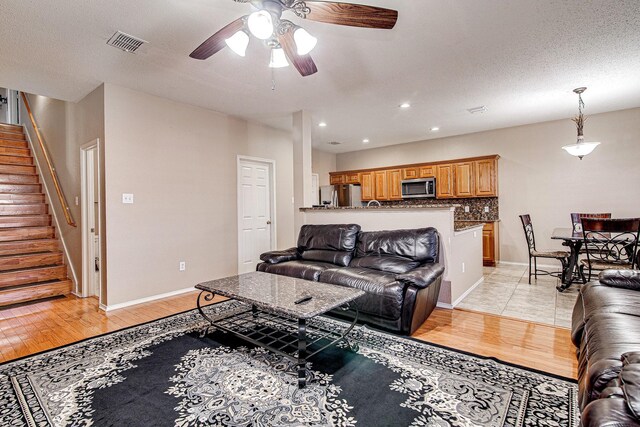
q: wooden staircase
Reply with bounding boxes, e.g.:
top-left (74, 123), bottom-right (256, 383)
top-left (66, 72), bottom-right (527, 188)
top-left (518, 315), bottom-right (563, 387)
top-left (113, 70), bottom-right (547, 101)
top-left (0, 123), bottom-right (72, 307)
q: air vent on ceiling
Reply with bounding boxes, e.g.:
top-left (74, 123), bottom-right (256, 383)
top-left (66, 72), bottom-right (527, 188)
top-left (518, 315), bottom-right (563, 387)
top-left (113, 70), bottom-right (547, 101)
top-left (327, 141), bottom-right (342, 145)
top-left (107, 31), bottom-right (148, 53)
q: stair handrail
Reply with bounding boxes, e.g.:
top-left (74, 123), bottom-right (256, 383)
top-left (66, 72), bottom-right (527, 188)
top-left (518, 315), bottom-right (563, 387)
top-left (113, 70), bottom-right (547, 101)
top-left (20, 92), bottom-right (77, 227)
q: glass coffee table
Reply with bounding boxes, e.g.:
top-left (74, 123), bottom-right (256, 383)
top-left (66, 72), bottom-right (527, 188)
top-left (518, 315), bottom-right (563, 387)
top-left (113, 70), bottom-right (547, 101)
top-left (195, 271), bottom-right (365, 388)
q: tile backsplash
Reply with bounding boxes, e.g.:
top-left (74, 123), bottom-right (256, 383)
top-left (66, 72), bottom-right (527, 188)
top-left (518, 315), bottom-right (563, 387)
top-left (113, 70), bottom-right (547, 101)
top-left (382, 197), bottom-right (499, 221)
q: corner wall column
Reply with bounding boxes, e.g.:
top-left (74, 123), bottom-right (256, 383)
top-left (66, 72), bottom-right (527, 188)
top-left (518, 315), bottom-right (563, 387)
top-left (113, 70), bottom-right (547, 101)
top-left (292, 110), bottom-right (313, 235)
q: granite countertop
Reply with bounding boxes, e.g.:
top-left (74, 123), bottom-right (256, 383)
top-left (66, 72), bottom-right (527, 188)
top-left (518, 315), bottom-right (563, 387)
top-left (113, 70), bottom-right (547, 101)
top-left (300, 204), bottom-right (461, 211)
top-left (454, 219), bottom-right (500, 232)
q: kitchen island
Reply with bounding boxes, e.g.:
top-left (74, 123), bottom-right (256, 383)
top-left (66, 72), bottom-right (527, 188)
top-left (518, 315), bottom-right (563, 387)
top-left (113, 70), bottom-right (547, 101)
top-left (300, 205), bottom-right (484, 308)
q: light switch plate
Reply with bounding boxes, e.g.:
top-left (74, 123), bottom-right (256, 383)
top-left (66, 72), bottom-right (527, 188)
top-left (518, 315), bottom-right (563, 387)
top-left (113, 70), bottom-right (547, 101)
top-left (122, 193), bottom-right (134, 204)
top-left (179, 261), bottom-right (186, 271)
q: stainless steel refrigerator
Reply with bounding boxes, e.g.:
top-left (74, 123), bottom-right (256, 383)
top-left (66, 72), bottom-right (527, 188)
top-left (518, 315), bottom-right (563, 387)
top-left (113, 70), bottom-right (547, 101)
top-left (320, 184), bottom-right (362, 207)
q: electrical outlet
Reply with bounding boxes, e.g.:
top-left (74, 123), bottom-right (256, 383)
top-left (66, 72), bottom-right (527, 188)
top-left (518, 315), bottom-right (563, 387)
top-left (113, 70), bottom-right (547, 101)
top-left (464, 206), bottom-right (470, 213)
top-left (462, 262), bottom-right (465, 273)
top-left (75, 196), bottom-right (79, 206)
top-left (122, 193), bottom-right (134, 204)
top-left (179, 261), bottom-right (186, 271)
top-left (484, 206), bottom-right (490, 213)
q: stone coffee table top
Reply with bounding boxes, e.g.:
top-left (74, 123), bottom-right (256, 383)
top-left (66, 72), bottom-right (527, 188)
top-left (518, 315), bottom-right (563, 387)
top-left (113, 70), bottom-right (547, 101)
top-left (196, 271), bottom-right (365, 319)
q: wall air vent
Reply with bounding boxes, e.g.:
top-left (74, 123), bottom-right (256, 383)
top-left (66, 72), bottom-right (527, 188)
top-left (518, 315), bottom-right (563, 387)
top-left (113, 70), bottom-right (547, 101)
top-left (107, 31), bottom-right (148, 53)
top-left (327, 141), bottom-right (342, 145)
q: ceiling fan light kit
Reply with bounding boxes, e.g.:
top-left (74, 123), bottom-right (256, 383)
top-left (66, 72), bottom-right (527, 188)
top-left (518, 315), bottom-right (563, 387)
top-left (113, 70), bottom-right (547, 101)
top-left (190, 0), bottom-right (398, 77)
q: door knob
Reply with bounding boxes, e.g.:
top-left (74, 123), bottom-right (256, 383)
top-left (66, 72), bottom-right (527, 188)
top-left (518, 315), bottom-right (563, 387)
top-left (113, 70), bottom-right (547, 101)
top-left (267, 220), bottom-right (272, 225)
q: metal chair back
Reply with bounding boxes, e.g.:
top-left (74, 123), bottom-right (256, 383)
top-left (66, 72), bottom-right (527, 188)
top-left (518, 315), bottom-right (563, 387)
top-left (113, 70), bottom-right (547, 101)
top-left (519, 214), bottom-right (536, 254)
top-left (581, 218), bottom-right (640, 269)
top-left (570, 213), bottom-right (611, 232)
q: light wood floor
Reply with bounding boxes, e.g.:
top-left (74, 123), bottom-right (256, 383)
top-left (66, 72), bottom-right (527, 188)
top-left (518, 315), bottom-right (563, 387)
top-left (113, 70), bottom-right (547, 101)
top-left (0, 292), bottom-right (578, 379)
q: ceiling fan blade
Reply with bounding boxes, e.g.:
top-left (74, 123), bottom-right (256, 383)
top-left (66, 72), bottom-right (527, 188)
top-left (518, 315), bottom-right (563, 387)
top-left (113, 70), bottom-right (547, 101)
top-left (278, 30), bottom-right (318, 77)
top-left (303, 1), bottom-right (398, 29)
top-left (190, 17), bottom-right (245, 60)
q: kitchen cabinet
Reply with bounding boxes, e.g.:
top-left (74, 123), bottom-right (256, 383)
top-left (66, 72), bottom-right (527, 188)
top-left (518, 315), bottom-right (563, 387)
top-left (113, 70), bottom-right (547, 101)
top-left (329, 174), bottom-right (344, 185)
top-left (482, 222), bottom-right (500, 266)
top-left (387, 169), bottom-right (403, 200)
top-left (454, 161), bottom-right (475, 197)
top-left (360, 171), bottom-right (375, 201)
top-left (402, 167), bottom-right (419, 180)
top-left (474, 158), bottom-right (498, 197)
top-left (436, 164), bottom-right (455, 198)
top-left (419, 166), bottom-right (435, 178)
top-left (374, 170), bottom-right (388, 200)
top-left (345, 172), bottom-right (360, 184)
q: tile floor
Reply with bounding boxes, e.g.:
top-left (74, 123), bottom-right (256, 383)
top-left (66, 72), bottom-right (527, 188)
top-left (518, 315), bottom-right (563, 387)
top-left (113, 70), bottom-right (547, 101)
top-left (456, 264), bottom-right (579, 328)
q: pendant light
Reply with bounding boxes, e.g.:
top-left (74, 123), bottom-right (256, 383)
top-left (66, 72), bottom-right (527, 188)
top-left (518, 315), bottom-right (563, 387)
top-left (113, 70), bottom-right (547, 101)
top-left (562, 87), bottom-right (600, 160)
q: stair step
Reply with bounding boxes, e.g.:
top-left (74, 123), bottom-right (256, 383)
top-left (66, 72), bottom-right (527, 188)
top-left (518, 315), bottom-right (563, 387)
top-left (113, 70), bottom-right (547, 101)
top-left (0, 239), bottom-right (59, 256)
top-left (0, 124), bottom-right (23, 133)
top-left (0, 251), bottom-right (62, 272)
top-left (0, 279), bottom-right (72, 306)
top-left (0, 147), bottom-right (30, 157)
top-left (0, 155), bottom-right (33, 166)
top-left (0, 164), bottom-right (36, 175)
top-left (0, 226), bottom-right (55, 242)
top-left (0, 174), bottom-right (39, 184)
top-left (0, 183), bottom-right (42, 193)
top-left (0, 265), bottom-right (67, 288)
top-left (0, 131), bottom-right (25, 141)
top-left (0, 139), bottom-right (28, 149)
top-left (0, 204), bottom-right (48, 215)
top-left (0, 215), bottom-right (51, 228)
top-left (0, 194), bottom-right (45, 205)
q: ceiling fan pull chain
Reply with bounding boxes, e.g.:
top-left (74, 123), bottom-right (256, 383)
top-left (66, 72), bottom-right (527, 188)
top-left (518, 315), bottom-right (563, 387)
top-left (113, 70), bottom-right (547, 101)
top-left (271, 67), bottom-right (276, 91)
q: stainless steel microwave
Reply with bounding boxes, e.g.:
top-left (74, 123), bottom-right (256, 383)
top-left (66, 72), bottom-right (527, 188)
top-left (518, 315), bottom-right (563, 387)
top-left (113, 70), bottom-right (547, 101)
top-left (401, 178), bottom-right (436, 198)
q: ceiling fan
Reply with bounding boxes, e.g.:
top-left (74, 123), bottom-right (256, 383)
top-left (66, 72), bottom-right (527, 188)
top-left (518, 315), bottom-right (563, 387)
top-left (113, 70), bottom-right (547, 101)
top-left (189, 0), bottom-right (398, 76)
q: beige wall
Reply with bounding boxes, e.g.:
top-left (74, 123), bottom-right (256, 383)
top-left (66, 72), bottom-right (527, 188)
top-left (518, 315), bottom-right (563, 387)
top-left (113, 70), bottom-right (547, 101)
top-left (312, 149), bottom-right (336, 186)
top-left (336, 107), bottom-right (640, 263)
top-left (103, 84), bottom-right (295, 306)
top-left (24, 87), bottom-right (105, 296)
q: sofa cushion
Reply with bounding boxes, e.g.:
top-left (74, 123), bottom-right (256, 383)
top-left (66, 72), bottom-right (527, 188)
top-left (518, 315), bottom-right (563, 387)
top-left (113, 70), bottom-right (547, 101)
top-left (257, 260), bottom-right (335, 282)
top-left (600, 269), bottom-right (640, 291)
top-left (297, 224), bottom-right (361, 267)
top-left (349, 254), bottom-right (420, 274)
top-left (355, 227), bottom-right (439, 264)
top-left (319, 267), bottom-right (405, 320)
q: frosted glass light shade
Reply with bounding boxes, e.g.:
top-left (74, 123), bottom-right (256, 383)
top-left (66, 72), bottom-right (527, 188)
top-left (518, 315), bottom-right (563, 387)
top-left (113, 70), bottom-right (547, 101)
top-left (247, 10), bottom-right (273, 40)
top-left (269, 48), bottom-right (289, 68)
top-left (224, 31), bottom-right (249, 57)
top-left (562, 137), bottom-right (600, 159)
top-left (293, 27), bottom-right (317, 55)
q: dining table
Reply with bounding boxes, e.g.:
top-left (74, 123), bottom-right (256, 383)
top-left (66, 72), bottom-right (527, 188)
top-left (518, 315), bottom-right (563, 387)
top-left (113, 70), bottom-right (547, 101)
top-left (551, 227), bottom-right (584, 290)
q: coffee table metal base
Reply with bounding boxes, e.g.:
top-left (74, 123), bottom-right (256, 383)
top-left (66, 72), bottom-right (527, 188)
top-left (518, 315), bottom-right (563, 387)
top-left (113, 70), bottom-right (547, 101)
top-left (196, 291), bottom-right (360, 388)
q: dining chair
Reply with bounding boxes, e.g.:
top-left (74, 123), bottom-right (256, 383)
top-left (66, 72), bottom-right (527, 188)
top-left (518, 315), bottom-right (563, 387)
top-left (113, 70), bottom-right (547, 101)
top-left (580, 217), bottom-right (640, 282)
top-left (519, 214), bottom-right (570, 284)
top-left (570, 213), bottom-right (612, 232)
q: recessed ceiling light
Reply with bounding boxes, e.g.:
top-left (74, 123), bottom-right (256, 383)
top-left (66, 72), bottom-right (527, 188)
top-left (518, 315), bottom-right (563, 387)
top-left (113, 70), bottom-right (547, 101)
top-left (430, 127), bottom-right (440, 132)
top-left (362, 139), bottom-right (370, 144)
top-left (318, 122), bottom-right (327, 127)
top-left (400, 103), bottom-right (411, 109)
top-left (467, 106), bottom-right (487, 114)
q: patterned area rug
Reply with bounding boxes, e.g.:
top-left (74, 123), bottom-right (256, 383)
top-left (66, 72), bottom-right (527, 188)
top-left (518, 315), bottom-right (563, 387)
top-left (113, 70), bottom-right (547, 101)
top-left (0, 301), bottom-right (579, 426)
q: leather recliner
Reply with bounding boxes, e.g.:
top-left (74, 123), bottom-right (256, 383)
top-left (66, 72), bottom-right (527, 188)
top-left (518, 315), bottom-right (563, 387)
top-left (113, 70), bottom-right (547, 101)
top-left (571, 269), bottom-right (640, 426)
top-left (257, 224), bottom-right (444, 335)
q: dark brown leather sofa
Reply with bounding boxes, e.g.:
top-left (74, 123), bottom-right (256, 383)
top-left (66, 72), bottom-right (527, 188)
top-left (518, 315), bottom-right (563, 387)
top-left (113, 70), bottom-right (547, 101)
top-left (572, 269), bottom-right (640, 426)
top-left (257, 224), bottom-right (444, 335)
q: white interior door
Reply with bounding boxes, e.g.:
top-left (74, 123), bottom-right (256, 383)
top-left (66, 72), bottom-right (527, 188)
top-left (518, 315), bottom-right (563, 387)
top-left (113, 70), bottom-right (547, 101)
top-left (81, 142), bottom-right (101, 297)
top-left (238, 158), bottom-right (274, 274)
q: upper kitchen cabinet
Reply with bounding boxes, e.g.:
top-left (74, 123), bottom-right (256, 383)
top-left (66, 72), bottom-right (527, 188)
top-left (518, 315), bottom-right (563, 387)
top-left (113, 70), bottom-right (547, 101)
top-left (419, 165), bottom-right (435, 178)
top-left (360, 171), bottom-right (375, 201)
top-left (387, 169), bottom-right (403, 200)
top-left (345, 172), bottom-right (360, 184)
top-left (374, 170), bottom-right (388, 200)
top-left (402, 167), bottom-right (419, 180)
top-left (436, 164), bottom-right (455, 198)
top-left (474, 158), bottom-right (498, 197)
top-left (329, 173), bottom-right (345, 185)
top-left (454, 161), bottom-right (475, 197)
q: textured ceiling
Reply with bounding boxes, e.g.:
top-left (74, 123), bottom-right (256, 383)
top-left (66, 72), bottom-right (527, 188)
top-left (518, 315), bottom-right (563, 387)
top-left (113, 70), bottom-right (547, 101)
top-left (0, 0), bottom-right (639, 153)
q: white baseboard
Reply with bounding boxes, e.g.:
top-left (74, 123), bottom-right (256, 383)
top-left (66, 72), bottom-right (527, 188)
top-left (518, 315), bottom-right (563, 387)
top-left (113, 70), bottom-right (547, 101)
top-left (498, 260), bottom-right (558, 269)
top-left (451, 276), bottom-right (485, 307)
top-left (103, 286), bottom-right (196, 312)
top-left (436, 301), bottom-right (453, 309)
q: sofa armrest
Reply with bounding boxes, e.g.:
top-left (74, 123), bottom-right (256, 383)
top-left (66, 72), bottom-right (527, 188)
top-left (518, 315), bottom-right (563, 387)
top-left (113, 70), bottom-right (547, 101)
top-left (260, 247), bottom-right (299, 264)
top-left (396, 263), bottom-right (445, 289)
top-left (599, 270), bottom-right (640, 291)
